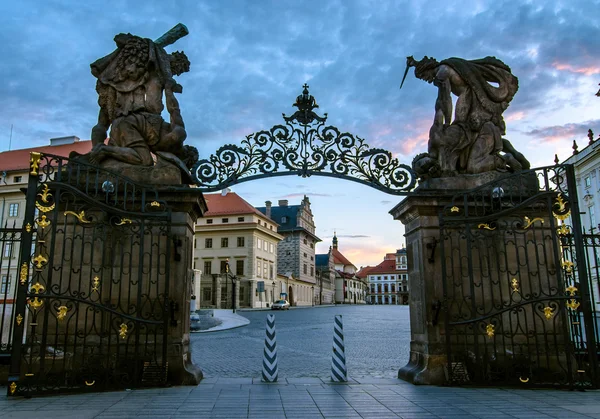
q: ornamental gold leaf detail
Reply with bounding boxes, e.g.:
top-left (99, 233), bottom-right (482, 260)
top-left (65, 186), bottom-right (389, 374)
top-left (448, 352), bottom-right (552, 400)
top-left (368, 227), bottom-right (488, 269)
top-left (543, 306), bottom-right (554, 320)
top-left (567, 299), bottom-right (580, 311)
top-left (9, 382), bottom-right (16, 395)
top-left (478, 223), bottom-right (496, 231)
top-left (92, 276), bottom-right (100, 293)
top-left (16, 314), bottom-right (23, 326)
top-left (37, 184), bottom-right (52, 203)
top-left (64, 210), bottom-right (91, 224)
top-left (36, 215), bottom-right (51, 230)
top-left (486, 324), bottom-right (495, 338)
top-left (19, 263), bottom-right (28, 285)
top-left (523, 216), bottom-right (544, 229)
top-left (119, 323), bottom-right (128, 340)
top-left (562, 260), bottom-right (574, 274)
top-left (115, 218), bottom-right (132, 226)
top-left (566, 285), bottom-right (578, 296)
top-left (57, 306), bottom-right (68, 321)
top-left (25, 223), bottom-right (32, 233)
top-left (553, 193), bottom-right (571, 220)
top-left (32, 254), bottom-right (48, 269)
top-left (150, 201), bottom-right (161, 207)
top-left (28, 297), bottom-right (43, 311)
top-left (511, 278), bottom-right (519, 293)
top-left (450, 206), bottom-right (460, 213)
top-left (30, 152), bottom-right (41, 175)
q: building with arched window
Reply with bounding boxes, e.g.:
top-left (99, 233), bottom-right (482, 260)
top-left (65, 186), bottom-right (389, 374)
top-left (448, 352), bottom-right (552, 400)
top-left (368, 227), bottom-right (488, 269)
top-left (363, 247), bottom-right (409, 305)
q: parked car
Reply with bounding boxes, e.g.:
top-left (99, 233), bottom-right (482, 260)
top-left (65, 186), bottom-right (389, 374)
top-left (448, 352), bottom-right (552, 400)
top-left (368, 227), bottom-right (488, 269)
top-left (271, 299), bottom-right (290, 310)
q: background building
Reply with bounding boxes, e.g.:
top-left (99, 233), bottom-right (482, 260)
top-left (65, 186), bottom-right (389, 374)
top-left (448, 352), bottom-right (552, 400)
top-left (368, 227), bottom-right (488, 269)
top-left (315, 247), bottom-right (336, 304)
top-left (257, 196), bottom-right (320, 306)
top-left (330, 233), bottom-right (367, 304)
top-left (194, 190), bottom-right (283, 309)
top-left (363, 247), bottom-right (409, 305)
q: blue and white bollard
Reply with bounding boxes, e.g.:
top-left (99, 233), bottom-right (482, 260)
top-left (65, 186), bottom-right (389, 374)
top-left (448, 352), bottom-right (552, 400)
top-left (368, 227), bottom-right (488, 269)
top-left (331, 314), bottom-right (347, 382)
top-left (262, 314), bottom-right (278, 382)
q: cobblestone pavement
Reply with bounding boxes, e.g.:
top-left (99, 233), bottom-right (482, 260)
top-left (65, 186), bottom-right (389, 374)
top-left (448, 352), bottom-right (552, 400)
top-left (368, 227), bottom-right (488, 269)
top-left (1, 379), bottom-right (600, 418)
top-left (191, 305), bottom-right (410, 379)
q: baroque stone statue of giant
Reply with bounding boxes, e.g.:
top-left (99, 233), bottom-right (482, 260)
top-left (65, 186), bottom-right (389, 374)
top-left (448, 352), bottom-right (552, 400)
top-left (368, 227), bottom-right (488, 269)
top-left (72, 23), bottom-right (197, 184)
top-left (405, 56), bottom-right (530, 179)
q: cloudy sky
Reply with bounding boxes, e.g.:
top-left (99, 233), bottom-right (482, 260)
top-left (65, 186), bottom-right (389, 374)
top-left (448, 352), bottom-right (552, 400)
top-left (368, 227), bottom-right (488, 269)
top-left (1, 0), bottom-right (599, 267)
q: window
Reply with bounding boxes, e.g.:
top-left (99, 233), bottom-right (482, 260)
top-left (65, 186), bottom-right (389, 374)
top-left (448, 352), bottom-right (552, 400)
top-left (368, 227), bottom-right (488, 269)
top-left (257, 239), bottom-right (262, 250)
top-left (310, 243), bottom-right (314, 248)
top-left (206, 219), bottom-right (213, 224)
top-left (310, 266), bottom-right (314, 277)
top-left (269, 243), bottom-right (274, 253)
top-left (8, 203), bottom-right (18, 217)
top-left (378, 276), bottom-right (381, 281)
top-left (238, 217), bottom-right (244, 222)
top-left (222, 218), bottom-right (229, 223)
top-left (303, 264), bottom-right (307, 274)
top-left (204, 261), bottom-right (212, 274)
top-left (310, 256), bottom-right (313, 261)
top-left (194, 239), bottom-right (197, 249)
top-left (221, 238), bottom-right (229, 248)
top-left (257, 260), bottom-right (262, 276)
top-left (237, 237), bottom-right (245, 247)
top-left (236, 260), bottom-right (244, 276)
top-left (303, 239), bottom-right (307, 245)
top-left (269, 264), bottom-right (274, 279)
top-left (1, 275), bottom-right (9, 294)
top-left (585, 176), bottom-right (592, 188)
top-left (281, 216), bottom-right (287, 223)
top-left (203, 288), bottom-right (212, 302)
top-left (590, 206), bottom-right (596, 229)
top-left (205, 238), bottom-right (213, 248)
top-left (303, 252), bottom-right (307, 258)
top-left (4, 243), bottom-right (13, 258)
top-left (263, 263), bottom-right (267, 278)
top-left (14, 176), bottom-right (22, 183)
top-left (220, 260), bottom-right (228, 273)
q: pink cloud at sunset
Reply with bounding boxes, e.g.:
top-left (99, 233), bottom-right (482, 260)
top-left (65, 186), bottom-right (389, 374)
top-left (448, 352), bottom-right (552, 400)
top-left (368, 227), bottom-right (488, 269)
top-left (525, 120), bottom-right (599, 144)
top-left (552, 62), bottom-right (600, 76)
top-left (505, 111), bottom-right (526, 122)
top-left (334, 242), bottom-right (401, 268)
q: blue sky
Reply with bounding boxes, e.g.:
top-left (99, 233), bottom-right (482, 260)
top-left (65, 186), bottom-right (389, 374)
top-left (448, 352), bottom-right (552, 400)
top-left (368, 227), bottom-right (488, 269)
top-left (0, 0), bottom-right (599, 267)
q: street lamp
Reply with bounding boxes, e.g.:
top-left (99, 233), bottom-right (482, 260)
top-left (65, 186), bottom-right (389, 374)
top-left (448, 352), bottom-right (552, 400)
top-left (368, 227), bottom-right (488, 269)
top-left (311, 285), bottom-right (314, 307)
top-left (225, 258), bottom-right (237, 313)
top-left (272, 280), bottom-right (276, 304)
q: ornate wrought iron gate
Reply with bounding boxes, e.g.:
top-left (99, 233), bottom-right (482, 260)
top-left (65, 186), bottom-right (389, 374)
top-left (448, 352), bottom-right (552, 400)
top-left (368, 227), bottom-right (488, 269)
top-left (440, 165), bottom-right (600, 388)
top-left (8, 153), bottom-right (172, 396)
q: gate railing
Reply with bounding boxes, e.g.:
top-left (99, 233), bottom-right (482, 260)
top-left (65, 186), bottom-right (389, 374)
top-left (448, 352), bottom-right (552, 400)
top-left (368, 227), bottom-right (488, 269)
top-left (440, 164), bottom-right (599, 388)
top-left (0, 225), bottom-right (24, 359)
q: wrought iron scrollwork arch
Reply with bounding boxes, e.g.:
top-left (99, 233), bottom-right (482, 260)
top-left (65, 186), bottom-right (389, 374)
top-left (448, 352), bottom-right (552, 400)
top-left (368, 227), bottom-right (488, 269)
top-left (192, 84), bottom-right (417, 195)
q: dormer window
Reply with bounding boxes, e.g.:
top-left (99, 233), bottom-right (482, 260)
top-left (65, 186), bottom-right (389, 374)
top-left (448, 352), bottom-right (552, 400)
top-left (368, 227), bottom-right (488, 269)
top-left (281, 216), bottom-right (287, 223)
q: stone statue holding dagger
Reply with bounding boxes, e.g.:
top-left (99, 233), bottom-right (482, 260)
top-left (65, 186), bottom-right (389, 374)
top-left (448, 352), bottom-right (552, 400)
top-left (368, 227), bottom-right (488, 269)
top-left (400, 55), bottom-right (529, 179)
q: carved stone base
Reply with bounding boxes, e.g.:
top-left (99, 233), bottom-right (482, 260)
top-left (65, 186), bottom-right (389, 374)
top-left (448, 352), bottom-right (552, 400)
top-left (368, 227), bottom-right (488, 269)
top-left (100, 158), bottom-right (183, 185)
top-left (398, 350), bottom-right (446, 385)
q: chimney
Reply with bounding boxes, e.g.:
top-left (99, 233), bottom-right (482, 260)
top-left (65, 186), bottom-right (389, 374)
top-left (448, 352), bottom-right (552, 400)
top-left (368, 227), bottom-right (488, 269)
top-left (50, 136), bottom-right (80, 146)
top-left (265, 201), bottom-right (272, 218)
top-left (278, 199), bottom-right (288, 207)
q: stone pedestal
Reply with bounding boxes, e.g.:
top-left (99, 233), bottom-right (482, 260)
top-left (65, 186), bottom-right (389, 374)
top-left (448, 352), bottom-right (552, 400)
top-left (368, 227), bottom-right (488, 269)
top-left (390, 193), bottom-right (449, 385)
top-left (159, 188), bottom-right (207, 385)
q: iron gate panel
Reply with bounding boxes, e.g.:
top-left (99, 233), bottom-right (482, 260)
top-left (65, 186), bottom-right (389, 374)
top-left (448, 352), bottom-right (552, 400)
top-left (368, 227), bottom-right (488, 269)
top-left (0, 225), bottom-right (23, 359)
top-left (440, 165), bottom-right (599, 388)
top-left (8, 154), bottom-right (172, 396)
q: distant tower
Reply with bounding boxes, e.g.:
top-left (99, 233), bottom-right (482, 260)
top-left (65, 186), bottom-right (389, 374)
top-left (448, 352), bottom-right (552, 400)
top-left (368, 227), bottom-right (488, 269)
top-left (332, 230), bottom-right (338, 249)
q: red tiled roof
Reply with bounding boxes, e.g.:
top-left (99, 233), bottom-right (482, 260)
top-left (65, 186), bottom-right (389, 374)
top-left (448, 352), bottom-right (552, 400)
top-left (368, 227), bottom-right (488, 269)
top-left (384, 253), bottom-right (396, 260)
top-left (0, 141), bottom-right (93, 172)
top-left (365, 259), bottom-right (398, 275)
top-left (204, 192), bottom-right (267, 218)
top-left (356, 266), bottom-right (375, 279)
top-left (332, 247), bottom-right (355, 268)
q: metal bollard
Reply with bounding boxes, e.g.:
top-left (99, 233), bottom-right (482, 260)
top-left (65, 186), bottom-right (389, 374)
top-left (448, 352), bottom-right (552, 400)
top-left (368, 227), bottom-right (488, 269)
top-left (262, 314), bottom-right (278, 382)
top-left (331, 314), bottom-right (347, 382)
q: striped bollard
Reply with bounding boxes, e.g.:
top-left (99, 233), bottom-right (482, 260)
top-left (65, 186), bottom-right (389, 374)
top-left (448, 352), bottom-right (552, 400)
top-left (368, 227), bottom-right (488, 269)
top-left (331, 314), bottom-right (347, 382)
top-left (262, 314), bottom-right (278, 382)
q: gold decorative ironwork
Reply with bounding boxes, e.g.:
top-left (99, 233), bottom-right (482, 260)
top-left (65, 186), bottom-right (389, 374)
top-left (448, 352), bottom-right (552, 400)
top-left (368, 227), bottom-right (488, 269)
top-left (119, 323), bottom-right (128, 339)
top-left (478, 223), bottom-right (496, 231)
top-left (543, 306), bottom-right (554, 320)
top-left (64, 210), bottom-right (91, 224)
top-left (557, 223), bottom-right (571, 236)
top-left (450, 206), bottom-right (460, 213)
top-left (151, 201), bottom-right (161, 207)
top-left (35, 201), bottom-right (55, 213)
top-left (57, 306), bottom-right (68, 321)
top-left (519, 377), bottom-right (529, 383)
top-left (16, 314), bottom-right (23, 326)
top-left (486, 324), bottom-right (495, 338)
top-left (29, 297), bottom-right (43, 311)
top-left (30, 152), bottom-right (41, 175)
top-left (511, 278), bottom-right (519, 293)
top-left (562, 260), bottom-right (574, 274)
top-left (32, 254), bottom-right (48, 269)
top-left (30, 282), bottom-right (45, 294)
top-left (523, 216), bottom-right (544, 229)
top-left (567, 299), bottom-right (580, 311)
top-left (553, 193), bottom-right (571, 220)
top-left (25, 223), bottom-right (32, 233)
top-left (36, 215), bottom-right (51, 230)
top-left (38, 184), bottom-right (51, 203)
top-left (115, 218), bottom-right (132, 226)
top-left (9, 382), bottom-right (17, 395)
top-left (566, 285), bottom-right (578, 296)
top-left (92, 276), bottom-right (100, 293)
top-left (85, 380), bottom-right (96, 386)
top-left (19, 263), bottom-right (28, 285)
